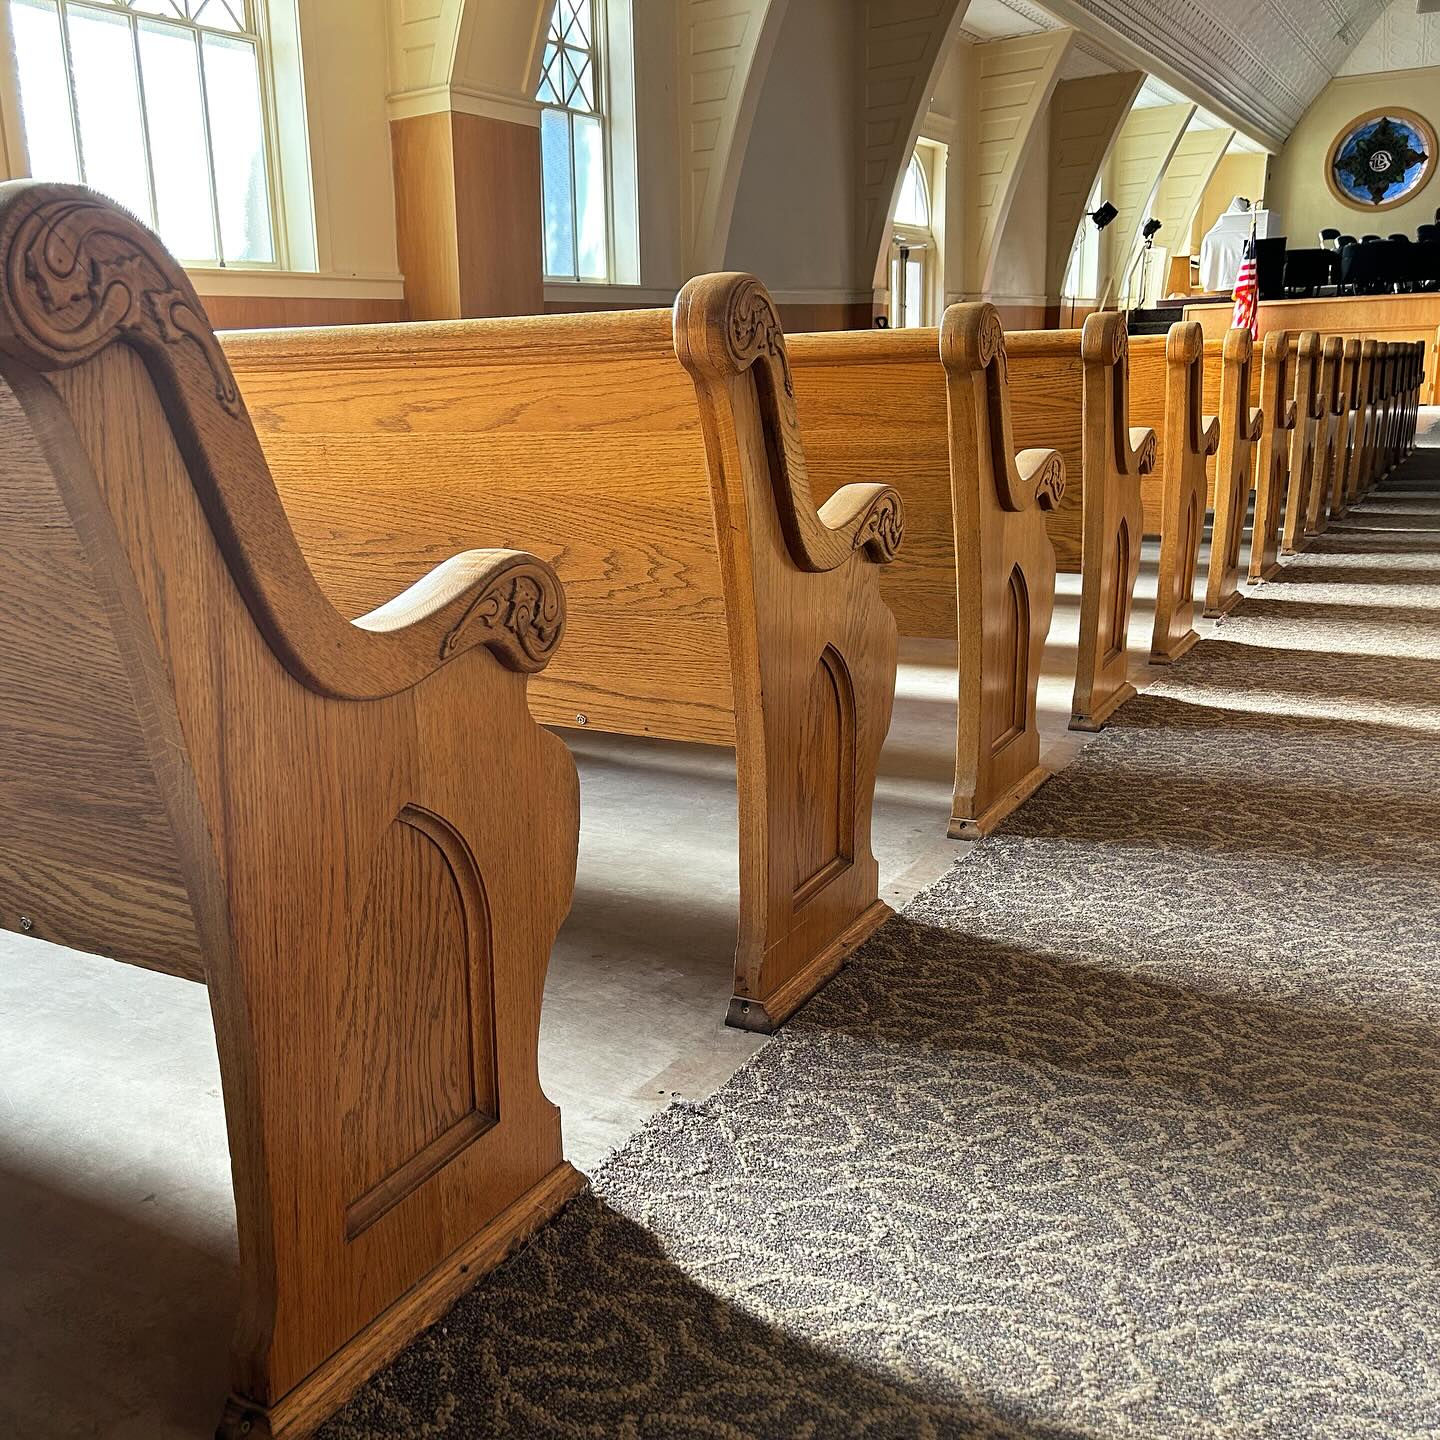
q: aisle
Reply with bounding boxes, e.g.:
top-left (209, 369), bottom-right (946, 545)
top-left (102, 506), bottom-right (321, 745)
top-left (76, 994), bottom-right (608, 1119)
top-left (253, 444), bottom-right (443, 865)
top-left (321, 444), bottom-right (1440, 1440)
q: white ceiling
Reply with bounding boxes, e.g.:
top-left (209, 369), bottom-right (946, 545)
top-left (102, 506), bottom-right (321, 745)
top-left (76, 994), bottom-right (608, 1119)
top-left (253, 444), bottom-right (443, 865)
top-left (956, 0), bottom-right (1392, 146)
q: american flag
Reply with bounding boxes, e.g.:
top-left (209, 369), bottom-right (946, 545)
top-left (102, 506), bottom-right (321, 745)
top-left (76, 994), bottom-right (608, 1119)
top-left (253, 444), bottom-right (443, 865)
top-left (1231, 227), bottom-right (1259, 337)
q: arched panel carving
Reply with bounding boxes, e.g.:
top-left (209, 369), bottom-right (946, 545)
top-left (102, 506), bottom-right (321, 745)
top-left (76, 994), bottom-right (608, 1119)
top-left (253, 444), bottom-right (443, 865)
top-left (994, 564), bottom-right (1031, 751)
top-left (339, 805), bottom-right (497, 1239)
top-left (1106, 516), bottom-right (1131, 663)
top-left (793, 645), bottom-right (857, 908)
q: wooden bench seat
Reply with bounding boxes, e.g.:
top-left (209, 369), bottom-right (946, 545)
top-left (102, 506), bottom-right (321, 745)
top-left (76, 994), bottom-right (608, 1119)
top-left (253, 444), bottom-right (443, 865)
top-left (1001, 316), bottom-right (1156, 730)
top-left (1201, 330), bottom-right (1265, 619)
top-left (786, 305), bottom-right (1065, 838)
top-left (1126, 324), bottom-right (1220, 663)
top-left (1302, 337), bottom-right (1348, 538)
top-left (0, 183), bottom-right (583, 1439)
top-left (223, 274), bottom-right (904, 1035)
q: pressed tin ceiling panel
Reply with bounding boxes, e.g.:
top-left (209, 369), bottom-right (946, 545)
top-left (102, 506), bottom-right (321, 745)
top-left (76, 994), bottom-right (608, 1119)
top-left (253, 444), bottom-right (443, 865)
top-left (1042, 0), bottom-right (1389, 143)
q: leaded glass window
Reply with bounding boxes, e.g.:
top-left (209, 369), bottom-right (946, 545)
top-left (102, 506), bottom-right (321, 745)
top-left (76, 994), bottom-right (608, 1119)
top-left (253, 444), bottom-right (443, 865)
top-left (536, 0), bottom-right (608, 282)
top-left (10, 0), bottom-right (279, 266)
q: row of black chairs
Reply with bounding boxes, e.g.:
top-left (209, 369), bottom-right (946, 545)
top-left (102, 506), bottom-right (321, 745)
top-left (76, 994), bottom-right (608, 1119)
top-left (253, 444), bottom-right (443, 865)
top-left (1283, 228), bottom-right (1440, 297)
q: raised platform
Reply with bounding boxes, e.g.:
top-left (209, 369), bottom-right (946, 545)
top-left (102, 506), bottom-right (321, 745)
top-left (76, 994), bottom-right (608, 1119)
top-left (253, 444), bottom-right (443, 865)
top-left (1183, 291), bottom-right (1440, 402)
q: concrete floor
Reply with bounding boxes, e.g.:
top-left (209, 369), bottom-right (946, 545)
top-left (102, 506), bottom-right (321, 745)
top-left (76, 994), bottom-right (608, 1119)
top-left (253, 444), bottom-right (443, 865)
top-left (0, 536), bottom-right (1220, 1439)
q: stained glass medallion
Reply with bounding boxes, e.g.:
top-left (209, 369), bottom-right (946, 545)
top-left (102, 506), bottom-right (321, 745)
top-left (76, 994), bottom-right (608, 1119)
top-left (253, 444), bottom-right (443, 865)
top-left (1327, 109), bottom-right (1436, 212)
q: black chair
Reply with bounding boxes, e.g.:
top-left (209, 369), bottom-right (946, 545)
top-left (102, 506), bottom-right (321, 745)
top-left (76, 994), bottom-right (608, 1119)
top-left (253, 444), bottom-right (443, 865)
top-left (1283, 247), bottom-right (1337, 296)
top-left (1320, 227), bottom-right (1342, 250)
top-left (1255, 237), bottom-right (1287, 300)
top-left (1411, 238), bottom-right (1440, 290)
top-left (1338, 233), bottom-right (1358, 249)
top-left (1362, 233), bottom-right (1382, 242)
top-left (1343, 238), bottom-right (1406, 293)
top-left (1389, 233), bottom-right (1412, 243)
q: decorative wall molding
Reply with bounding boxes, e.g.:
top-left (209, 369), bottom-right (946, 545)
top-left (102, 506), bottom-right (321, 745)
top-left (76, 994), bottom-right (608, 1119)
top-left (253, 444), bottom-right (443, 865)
top-left (1038, 0), bottom-right (1388, 147)
top-left (964, 29), bottom-right (1073, 293)
top-left (679, 0), bottom-right (788, 273)
top-left (1097, 100), bottom-right (1194, 303)
top-left (858, 0), bottom-right (970, 288)
top-left (1338, 0), bottom-right (1440, 75)
top-left (388, 0), bottom-right (550, 120)
top-left (1044, 69), bottom-right (1145, 300)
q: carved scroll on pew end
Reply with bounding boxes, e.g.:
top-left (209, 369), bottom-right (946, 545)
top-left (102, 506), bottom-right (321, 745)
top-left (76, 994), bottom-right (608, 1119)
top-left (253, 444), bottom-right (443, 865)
top-left (0, 181), bottom-right (585, 1440)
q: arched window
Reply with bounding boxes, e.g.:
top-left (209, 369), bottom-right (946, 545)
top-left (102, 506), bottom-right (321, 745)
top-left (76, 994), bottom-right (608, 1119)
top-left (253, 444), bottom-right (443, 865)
top-left (889, 147), bottom-right (941, 329)
top-left (537, 0), bottom-right (609, 282)
top-left (8, 0), bottom-right (279, 266)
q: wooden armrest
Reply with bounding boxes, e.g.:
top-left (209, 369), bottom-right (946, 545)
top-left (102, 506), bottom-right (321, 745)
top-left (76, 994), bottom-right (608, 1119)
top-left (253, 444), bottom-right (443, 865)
top-left (1125, 425), bottom-right (1158, 475)
top-left (1246, 406), bottom-right (1265, 441)
top-left (352, 548), bottom-right (565, 674)
top-left (1015, 447), bottom-right (1066, 511)
top-left (814, 482), bottom-right (905, 563)
top-left (1200, 414), bottom-right (1222, 455)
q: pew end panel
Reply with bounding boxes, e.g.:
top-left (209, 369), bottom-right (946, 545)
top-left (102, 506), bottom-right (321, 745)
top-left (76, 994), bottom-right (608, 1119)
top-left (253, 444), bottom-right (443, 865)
top-left (1128, 324), bottom-right (1218, 665)
top-left (1203, 330), bottom-right (1263, 619)
top-left (1007, 316), bottom-right (1153, 733)
top-left (1249, 331), bottom-right (1297, 582)
top-left (674, 275), bottom-right (904, 1031)
top-left (1280, 331), bottom-right (1324, 556)
top-left (786, 311), bottom-right (1062, 843)
top-left (1328, 339), bottom-right (1363, 519)
top-left (938, 306), bottom-right (1063, 836)
top-left (1306, 336), bottom-right (1346, 536)
top-left (0, 182), bottom-right (584, 1440)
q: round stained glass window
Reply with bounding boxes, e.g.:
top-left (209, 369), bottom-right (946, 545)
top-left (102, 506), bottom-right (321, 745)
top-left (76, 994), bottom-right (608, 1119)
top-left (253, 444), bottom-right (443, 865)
top-left (1327, 108), bottom-right (1436, 212)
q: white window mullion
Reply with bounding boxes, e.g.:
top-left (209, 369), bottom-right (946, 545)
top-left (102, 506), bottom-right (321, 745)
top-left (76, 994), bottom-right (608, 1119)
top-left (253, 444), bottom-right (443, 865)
top-left (190, 26), bottom-right (227, 263)
top-left (53, 2), bottom-right (87, 183)
top-left (126, 10), bottom-right (163, 234)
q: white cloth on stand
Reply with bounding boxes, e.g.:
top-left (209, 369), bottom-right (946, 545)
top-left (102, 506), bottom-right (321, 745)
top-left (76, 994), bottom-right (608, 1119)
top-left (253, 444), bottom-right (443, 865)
top-left (1199, 207), bottom-right (1275, 292)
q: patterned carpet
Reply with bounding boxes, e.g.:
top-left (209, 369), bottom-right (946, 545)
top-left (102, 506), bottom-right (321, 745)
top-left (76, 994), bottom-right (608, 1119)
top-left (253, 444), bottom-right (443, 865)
top-left (320, 447), bottom-right (1440, 1439)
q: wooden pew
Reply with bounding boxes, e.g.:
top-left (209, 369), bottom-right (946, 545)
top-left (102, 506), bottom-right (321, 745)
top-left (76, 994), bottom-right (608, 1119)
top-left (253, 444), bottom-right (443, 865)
top-left (224, 274), bottom-right (904, 1036)
top-left (1279, 331), bottom-right (1324, 556)
top-left (1002, 315), bottom-right (1157, 730)
top-left (1302, 336), bottom-right (1346, 538)
top-left (1248, 332), bottom-right (1298, 583)
top-left (0, 183), bottom-right (584, 1439)
top-left (1127, 324), bottom-right (1220, 663)
top-left (1345, 339), bottom-right (1379, 509)
top-left (1324, 339), bottom-right (1363, 520)
top-left (1202, 330), bottom-right (1265, 619)
top-left (786, 305), bottom-right (1065, 839)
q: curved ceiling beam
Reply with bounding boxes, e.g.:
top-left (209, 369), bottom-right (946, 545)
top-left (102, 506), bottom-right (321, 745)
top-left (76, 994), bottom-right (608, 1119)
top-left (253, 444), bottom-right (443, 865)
top-left (965, 28), bottom-right (1072, 296)
top-left (859, 0), bottom-right (970, 291)
top-left (1096, 100), bottom-right (1193, 306)
top-left (1142, 125), bottom-right (1233, 302)
top-left (680, 0), bottom-right (790, 274)
top-left (1043, 69), bottom-right (1145, 303)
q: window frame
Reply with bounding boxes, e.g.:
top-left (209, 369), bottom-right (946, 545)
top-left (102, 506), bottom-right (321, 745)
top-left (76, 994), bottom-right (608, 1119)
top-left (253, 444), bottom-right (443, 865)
top-left (889, 145), bottom-right (942, 329)
top-left (6, 0), bottom-right (289, 269)
top-left (536, 0), bottom-right (613, 285)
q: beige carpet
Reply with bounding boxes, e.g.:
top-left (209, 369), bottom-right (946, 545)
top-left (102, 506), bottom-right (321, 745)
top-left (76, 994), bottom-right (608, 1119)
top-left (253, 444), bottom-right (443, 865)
top-left (321, 445), bottom-right (1440, 1439)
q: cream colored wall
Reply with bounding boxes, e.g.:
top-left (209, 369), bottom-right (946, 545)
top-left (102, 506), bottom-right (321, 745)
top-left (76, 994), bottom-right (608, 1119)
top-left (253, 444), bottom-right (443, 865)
top-left (725, 0), bottom-right (861, 298)
top-left (987, 124), bottom-right (1050, 311)
top-left (1192, 151), bottom-right (1268, 253)
top-left (1267, 67), bottom-right (1440, 244)
top-left (304, 0), bottom-right (401, 283)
